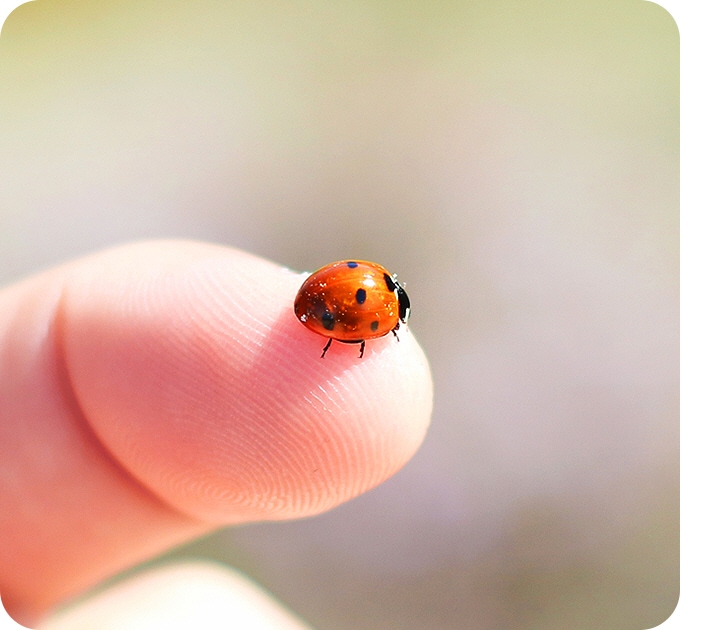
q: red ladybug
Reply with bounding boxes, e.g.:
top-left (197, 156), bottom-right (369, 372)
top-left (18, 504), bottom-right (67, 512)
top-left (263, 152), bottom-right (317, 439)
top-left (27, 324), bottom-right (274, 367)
top-left (294, 260), bottom-right (411, 358)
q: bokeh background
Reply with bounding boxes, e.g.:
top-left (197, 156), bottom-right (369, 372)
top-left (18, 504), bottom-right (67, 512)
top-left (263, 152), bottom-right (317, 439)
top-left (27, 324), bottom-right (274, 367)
top-left (0, 1), bottom-right (678, 629)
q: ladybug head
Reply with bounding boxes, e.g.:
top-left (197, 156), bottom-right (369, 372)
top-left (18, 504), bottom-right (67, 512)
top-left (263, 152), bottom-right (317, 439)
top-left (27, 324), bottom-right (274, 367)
top-left (397, 284), bottom-right (411, 323)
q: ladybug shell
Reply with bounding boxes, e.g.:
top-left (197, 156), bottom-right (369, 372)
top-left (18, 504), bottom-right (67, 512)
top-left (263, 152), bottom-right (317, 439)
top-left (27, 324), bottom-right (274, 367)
top-left (294, 260), bottom-right (410, 342)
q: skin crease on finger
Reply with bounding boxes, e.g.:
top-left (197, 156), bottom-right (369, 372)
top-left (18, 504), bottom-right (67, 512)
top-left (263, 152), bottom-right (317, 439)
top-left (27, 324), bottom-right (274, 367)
top-left (0, 240), bottom-right (433, 625)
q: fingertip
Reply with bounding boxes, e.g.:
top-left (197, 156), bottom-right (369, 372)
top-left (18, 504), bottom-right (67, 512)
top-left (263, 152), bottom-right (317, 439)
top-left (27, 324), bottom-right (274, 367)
top-left (257, 313), bottom-right (434, 514)
top-left (61, 241), bottom-right (433, 523)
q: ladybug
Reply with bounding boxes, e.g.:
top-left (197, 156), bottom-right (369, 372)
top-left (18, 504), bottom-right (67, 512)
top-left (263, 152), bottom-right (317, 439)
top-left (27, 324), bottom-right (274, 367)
top-left (294, 260), bottom-right (411, 358)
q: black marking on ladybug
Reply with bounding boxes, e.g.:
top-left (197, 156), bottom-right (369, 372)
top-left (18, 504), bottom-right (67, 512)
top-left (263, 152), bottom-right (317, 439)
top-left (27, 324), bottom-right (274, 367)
top-left (355, 288), bottom-right (367, 304)
top-left (383, 273), bottom-right (396, 292)
top-left (397, 286), bottom-right (411, 322)
top-left (346, 261), bottom-right (358, 268)
top-left (370, 320), bottom-right (380, 332)
top-left (321, 311), bottom-right (335, 331)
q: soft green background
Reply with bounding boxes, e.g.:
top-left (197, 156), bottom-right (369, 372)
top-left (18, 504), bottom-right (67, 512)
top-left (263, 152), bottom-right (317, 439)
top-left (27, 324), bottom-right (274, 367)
top-left (0, 1), bottom-right (678, 628)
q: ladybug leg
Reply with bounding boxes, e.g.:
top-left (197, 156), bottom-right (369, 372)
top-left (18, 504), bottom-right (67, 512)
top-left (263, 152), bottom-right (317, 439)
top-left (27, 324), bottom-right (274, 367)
top-left (391, 326), bottom-right (400, 342)
top-left (321, 338), bottom-right (333, 358)
top-left (358, 340), bottom-right (366, 358)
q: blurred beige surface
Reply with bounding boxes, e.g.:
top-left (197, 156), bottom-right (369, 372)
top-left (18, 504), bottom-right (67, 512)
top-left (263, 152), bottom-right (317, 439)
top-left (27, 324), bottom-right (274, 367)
top-left (1, 2), bottom-right (678, 629)
top-left (39, 562), bottom-right (313, 630)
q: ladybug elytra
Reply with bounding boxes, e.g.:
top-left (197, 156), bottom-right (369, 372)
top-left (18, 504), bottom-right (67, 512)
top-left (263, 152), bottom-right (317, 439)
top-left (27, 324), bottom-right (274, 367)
top-left (294, 260), bottom-right (410, 358)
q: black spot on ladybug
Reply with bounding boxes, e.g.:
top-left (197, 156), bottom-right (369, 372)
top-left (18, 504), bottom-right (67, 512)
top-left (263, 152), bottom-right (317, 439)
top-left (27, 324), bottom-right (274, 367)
top-left (370, 320), bottom-right (379, 332)
top-left (321, 311), bottom-right (335, 331)
top-left (383, 273), bottom-right (396, 292)
top-left (346, 261), bottom-right (358, 269)
top-left (355, 288), bottom-right (367, 304)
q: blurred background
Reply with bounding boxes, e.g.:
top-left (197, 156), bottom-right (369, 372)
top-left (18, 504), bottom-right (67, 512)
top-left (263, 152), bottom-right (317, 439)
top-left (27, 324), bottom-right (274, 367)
top-left (0, 1), bottom-right (678, 628)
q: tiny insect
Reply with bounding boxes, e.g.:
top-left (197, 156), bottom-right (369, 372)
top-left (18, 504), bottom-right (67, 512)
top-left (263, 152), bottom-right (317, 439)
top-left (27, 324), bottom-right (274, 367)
top-left (294, 260), bottom-right (411, 358)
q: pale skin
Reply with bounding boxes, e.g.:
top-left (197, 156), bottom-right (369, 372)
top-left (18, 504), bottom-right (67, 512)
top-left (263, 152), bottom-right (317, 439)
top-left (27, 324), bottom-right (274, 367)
top-left (0, 241), bottom-right (433, 627)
